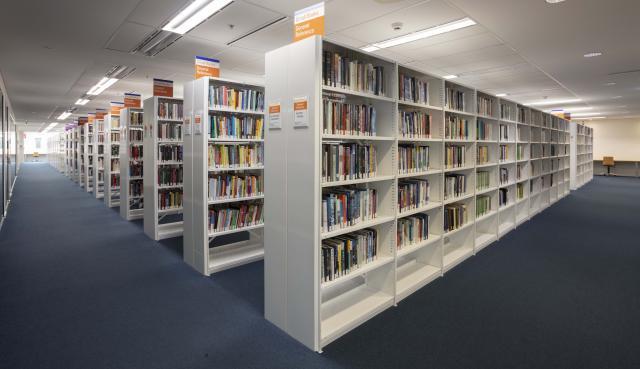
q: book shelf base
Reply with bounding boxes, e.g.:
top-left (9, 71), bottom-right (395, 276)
top-left (321, 285), bottom-right (394, 348)
top-left (157, 222), bottom-right (183, 240)
top-left (443, 247), bottom-right (473, 273)
top-left (475, 233), bottom-right (497, 252)
top-left (208, 241), bottom-right (264, 275)
top-left (396, 261), bottom-right (441, 302)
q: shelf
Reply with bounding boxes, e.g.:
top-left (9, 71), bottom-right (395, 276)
top-left (398, 137), bottom-right (443, 143)
top-left (398, 169), bottom-right (441, 178)
top-left (499, 202), bottom-right (515, 211)
top-left (208, 241), bottom-right (264, 274)
top-left (321, 216), bottom-right (395, 240)
top-left (321, 175), bottom-right (395, 188)
top-left (476, 186), bottom-right (498, 195)
top-left (397, 100), bottom-right (443, 111)
top-left (158, 161), bottom-right (184, 165)
top-left (158, 184), bottom-right (183, 190)
top-left (498, 221), bottom-right (514, 236)
top-left (398, 202), bottom-right (441, 217)
top-left (158, 207), bottom-right (183, 215)
top-left (208, 223), bottom-right (264, 238)
top-left (443, 247), bottom-right (473, 272)
top-left (476, 162), bottom-right (498, 168)
top-left (397, 236), bottom-right (441, 258)
top-left (444, 108), bottom-right (475, 117)
top-left (322, 255), bottom-right (394, 291)
top-left (322, 134), bottom-right (394, 142)
top-left (443, 221), bottom-right (473, 236)
top-left (322, 85), bottom-right (395, 103)
top-left (444, 166), bottom-right (474, 173)
top-left (396, 261), bottom-right (441, 301)
top-left (156, 117), bottom-right (183, 122)
top-left (208, 165), bottom-right (264, 172)
top-left (443, 193), bottom-right (474, 205)
top-left (321, 285), bottom-right (394, 347)
top-left (208, 194), bottom-right (264, 205)
top-left (475, 233), bottom-right (497, 252)
top-left (209, 106), bottom-right (264, 115)
top-left (475, 210), bottom-right (497, 223)
top-left (158, 140), bottom-right (184, 145)
top-left (209, 138), bottom-right (264, 143)
top-left (157, 222), bottom-right (183, 240)
top-left (444, 138), bottom-right (474, 143)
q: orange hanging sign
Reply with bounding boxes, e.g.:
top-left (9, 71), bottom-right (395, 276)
top-left (294, 2), bottom-right (325, 42)
top-left (124, 93), bottom-right (141, 108)
top-left (96, 109), bottom-right (107, 120)
top-left (153, 79), bottom-right (174, 97)
top-left (195, 56), bottom-right (220, 79)
top-left (110, 102), bottom-right (124, 115)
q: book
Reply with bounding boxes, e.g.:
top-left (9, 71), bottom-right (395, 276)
top-left (322, 143), bottom-right (377, 183)
top-left (445, 144), bottom-right (465, 169)
top-left (444, 174), bottom-right (466, 200)
top-left (398, 145), bottom-right (429, 174)
top-left (399, 74), bottom-right (429, 104)
top-left (323, 50), bottom-right (385, 96)
top-left (322, 99), bottom-right (376, 136)
top-left (444, 203), bottom-right (468, 232)
top-left (321, 187), bottom-right (377, 233)
top-left (321, 228), bottom-right (377, 282)
top-left (399, 111), bottom-right (431, 139)
top-left (398, 179), bottom-right (429, 213)
top-left (445, 115), bottom-right (470, 140)
top-left (397, 214), bottom-right (429, 249)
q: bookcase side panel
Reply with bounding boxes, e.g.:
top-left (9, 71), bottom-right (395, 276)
top-left (265, 36), bottom-right (321, 351)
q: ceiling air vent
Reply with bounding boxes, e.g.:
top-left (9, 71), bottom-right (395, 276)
top-left (131, 30), bottom-right (183, 57)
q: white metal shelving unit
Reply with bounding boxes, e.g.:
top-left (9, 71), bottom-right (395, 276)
top-left (264, 36), bottom-right (574, 352)
top-left (73, 126), bottom-right (81, 184)
top-left (93, 119), bottom-right (106, 199)
top-left (143, 96), bottom-right (185, 240)
top-left (119, 108), bottom-right (144, 221)
top-left (104, 114), bottom-right (121, 207)
top-left (183, 77), bottom-right (265, 276)
top-left (79, 123), bottom-right (86, 189)
top-left (570, 122), bottom-right (593, 189)
top-left (83, 122), bottom-right (94, 192)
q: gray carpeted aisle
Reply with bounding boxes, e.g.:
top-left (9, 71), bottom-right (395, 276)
top-left (1, 163), bottom-right (639, 369)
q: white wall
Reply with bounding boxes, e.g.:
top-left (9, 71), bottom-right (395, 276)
top-left (23, 132), bottom-right (59, 155)
top-left (585, 118), bottom-right (640, 161)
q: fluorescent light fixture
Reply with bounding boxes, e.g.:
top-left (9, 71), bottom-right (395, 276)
top-left (360, 17), bottom-right (476, 51)
top-left (87, 78), bottom-right (118, 96)
top-left (42, 122), bottom-right (58, 133)
top-left (546, 0), bottom-right (566, 3)
top-left (163, 0), bottom-right (234, 35)
top-left (529, 98), bottom-right (582, 106)
top-left (583, 52), bottom-right (602, 58)
top-left (443, 74), bottom-right (458, 79)
top-left (496, 93), bottom-right (508, 97)
top-left (57, 112), bottom-right (71, 120)
top-left (571, 112), bottom-right (603, 117)
top-left (580, 116), bottom-right (606, 120)
top-left (75, 99), bottom-right (90, 105)
top-left (557, 106), bottom-right (593, 112)
top-left (604, 82), bottom-right (616, 86)
top-left (612, 96), bottom-right (623, 99)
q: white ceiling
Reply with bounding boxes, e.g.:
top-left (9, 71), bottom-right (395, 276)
top-left (1, 0), bottom-right (639, 132)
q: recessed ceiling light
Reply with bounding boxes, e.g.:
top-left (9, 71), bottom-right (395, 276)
top-left (87, 77), bottom-right (118, 96)
top-left (546, 0), bottom-right (566, 3)
top-left (443, 74), bottom-right (458, 79)
top-left (583, 52), bottom-right (602, 58)
top-left (163, 0), bottom-right (234, 35)
top-left (75, 99), bottom-right (90, 105)
top-left (360, 17), bottom-right (476, 52)
top-left (560, 106), bottom-right (593, 112)
top-left (57, 112), bottom-right (71, 120)
top-left (529, 98), bottom-right (582, 106)
top-left (496, 93), bottom-right (507, 97)
top-left (571, 112), bottom-right (603, 117)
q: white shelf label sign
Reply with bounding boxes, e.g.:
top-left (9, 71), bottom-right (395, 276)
top-left (184, 116), bottom-right (192, 136)
top-left (293, 97), bottom-right (309, 128)
top-left (268, 102), bottom-right (282, 129)
top-left (194, 113), bottom-right (202, 135)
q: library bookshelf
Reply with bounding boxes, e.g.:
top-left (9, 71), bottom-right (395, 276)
top-left (83, 122), bottom-right (95, 192)
top-left (93, 119), bottom-right (106, 199)
top-left (119, 108), bottom-right (144, 221)
top-left (65, 129), bottom-right (74, 179)
top-left (104, 114), bottom-right (121, 208)
top-left (264, 36), bottom-right (574, 352)
top-left (79, 123), bottom-right (86, 189)
top-left (183, 76), bottom-right (265, 276)
top-left (570, 122), bottom-right (593, 190)
top-left (143, 96), bottom-right (185, 240)
top-left (72, 126), bottom-right (80, 183)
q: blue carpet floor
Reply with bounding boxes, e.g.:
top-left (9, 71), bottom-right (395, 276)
top-left (1, 163), bottom-right (639, 369)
